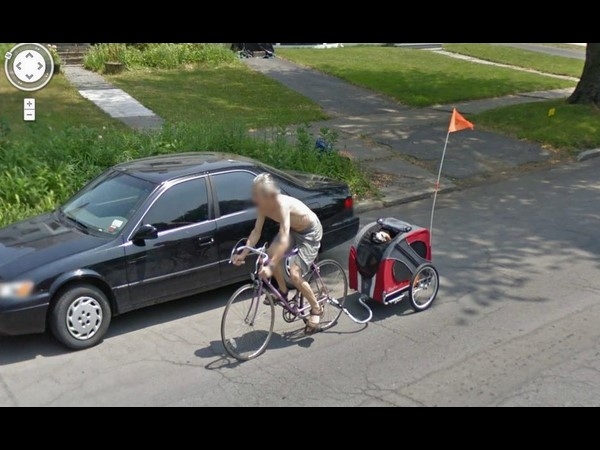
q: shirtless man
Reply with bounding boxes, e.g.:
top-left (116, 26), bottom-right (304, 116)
top-left (232, 173), bottom-right (324, 333)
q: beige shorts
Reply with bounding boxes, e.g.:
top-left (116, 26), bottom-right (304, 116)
top-left (274, 221), bottom-right (323, 273)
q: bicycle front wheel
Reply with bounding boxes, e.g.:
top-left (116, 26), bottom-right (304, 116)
top-left (307, 259), bottom-right (348, 330)
top-left (221, 284), bottom-right (275, 361)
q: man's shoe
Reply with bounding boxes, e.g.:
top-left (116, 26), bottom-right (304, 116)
top-left (305, 306), bottom-right (325, 334)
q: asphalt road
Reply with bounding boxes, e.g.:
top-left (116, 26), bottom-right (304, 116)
top-left (2, 160), bottom-right (600, 406)
top-left (492, 43), bottom-right (586, 60)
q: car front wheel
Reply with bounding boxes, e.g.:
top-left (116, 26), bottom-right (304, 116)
top-left (49, 284), bottom-right (112, 350)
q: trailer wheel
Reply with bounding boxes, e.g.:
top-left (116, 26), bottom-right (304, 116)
top-left (409, 264), bottom-right (439, 312)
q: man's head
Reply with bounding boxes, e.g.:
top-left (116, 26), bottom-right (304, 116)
top-left (252, 173), bottom-right (280, 211)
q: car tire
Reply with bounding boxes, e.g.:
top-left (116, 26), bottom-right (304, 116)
top-left (49, 284), bottom-right (112, 350)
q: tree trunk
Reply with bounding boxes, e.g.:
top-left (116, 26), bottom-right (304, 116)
top-left (568, 43), bottom-right (600, 106)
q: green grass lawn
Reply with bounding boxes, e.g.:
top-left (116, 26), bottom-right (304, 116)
top-left (110, 63), bottom-right (326, 128)
top-left (475, 100), bottom-right (600, 153)
top-left (444, 44), bottom-right (584, 78)
top-left (0, 72), bottom-right (118, 136)
top-left (278, 47), bottom-right (575, 107)
top-left (0, 58), bottom-right (369, 226)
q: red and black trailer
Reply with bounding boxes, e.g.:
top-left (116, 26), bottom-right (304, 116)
top-left (348, 217), bottom-right (439, 312)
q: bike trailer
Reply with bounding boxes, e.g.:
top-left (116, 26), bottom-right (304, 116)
top-left (348, 217), bottom-right (438, 308)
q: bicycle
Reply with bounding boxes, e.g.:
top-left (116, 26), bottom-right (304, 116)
top-left (221, 240), bottom-right (348, 361)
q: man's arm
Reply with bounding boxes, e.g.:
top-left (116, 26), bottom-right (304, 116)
top-left (268, 204), bottom-right (291, 265)
top-left (246, 214), bottom-right (265, 248)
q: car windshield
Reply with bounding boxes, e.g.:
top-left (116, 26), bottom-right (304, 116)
top-left (61, 170), bottom-right (156, 236)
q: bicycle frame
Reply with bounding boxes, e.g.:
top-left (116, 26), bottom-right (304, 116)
top-left (233, 244), bottom-right (329, 321)
top-left (222, 242), bottom-right (355, 361)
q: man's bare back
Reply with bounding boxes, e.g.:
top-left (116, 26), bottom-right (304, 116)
top-left (264, 194), bottom-right (319, 233)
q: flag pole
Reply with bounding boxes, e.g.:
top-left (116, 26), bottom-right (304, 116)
top-left (429, 129), bottom-right (451, 241)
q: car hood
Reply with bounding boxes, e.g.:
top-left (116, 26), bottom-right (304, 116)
top-left (285, 170), bottom-right (346, 189)
top-left (0, 212), bottom-right (108, 280)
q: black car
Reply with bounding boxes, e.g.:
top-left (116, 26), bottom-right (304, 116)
top-left (0, 153), bottom-right (359, 349)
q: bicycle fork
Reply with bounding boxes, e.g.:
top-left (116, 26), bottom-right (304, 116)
top-left (244, 284), bottom-right (264, 326)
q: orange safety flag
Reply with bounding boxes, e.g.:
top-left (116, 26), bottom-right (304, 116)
top-left (448, 108), bottom-right (474, 133)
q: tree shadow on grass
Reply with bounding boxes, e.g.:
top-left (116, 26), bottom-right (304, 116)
top-left (288, 62), bottom-right (572, 108)
top-left (113, 66), bottom-right (325, 127)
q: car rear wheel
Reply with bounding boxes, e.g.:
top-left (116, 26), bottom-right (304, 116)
top-left (49, 284), bottom-right (112, 350)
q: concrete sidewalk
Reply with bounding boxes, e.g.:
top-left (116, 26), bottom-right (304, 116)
top-left (245, 57), bottom-right (569, 209)
top-left (491, 43), bottom-right (586, 60)
top-left (244, 57), bottom-right (406, 117)
top-left (433, 50), bottom-right (579, 82)
top-left (63, 66), bottom-right (163, 131)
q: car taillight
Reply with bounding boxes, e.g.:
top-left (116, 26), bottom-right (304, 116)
top-left (344, 196), bottom-right (353, 209)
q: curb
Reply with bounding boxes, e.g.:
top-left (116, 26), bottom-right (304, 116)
top-left (577, 149), bottom-right (600, 162)
top-left (355, 186), bottom-right (456, 214)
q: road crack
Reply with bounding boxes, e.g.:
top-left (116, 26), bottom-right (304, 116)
top-left (0, 373), bottom-right (18, 406)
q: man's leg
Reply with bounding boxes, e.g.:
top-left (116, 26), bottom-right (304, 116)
top-left (267, 246), bottom-right (288, 295)
top-left (289, 263), bottom-right (320, 312)
top-left (273, 262), bottom-right (288, 295)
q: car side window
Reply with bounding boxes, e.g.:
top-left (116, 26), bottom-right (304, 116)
top-left (143, 178), bottom-right (209, 232)
top-left (212, 172), bottom-right (256, 216)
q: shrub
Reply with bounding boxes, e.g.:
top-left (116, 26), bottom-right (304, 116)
top-left (83, 43), bottom-right (133, 72)
top-left (0, 123), bottom-right (373, 226)
top-left (84, 43), bottom-right (236, 72)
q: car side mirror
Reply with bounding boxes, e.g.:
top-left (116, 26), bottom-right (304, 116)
top-left (132, 224), bottom-right (158, 241)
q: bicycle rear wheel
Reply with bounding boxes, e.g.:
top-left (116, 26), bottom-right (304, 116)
top-left (221, 284), bottom-right (275, 361)
top-left (307, 259), bottom-right (348, 330)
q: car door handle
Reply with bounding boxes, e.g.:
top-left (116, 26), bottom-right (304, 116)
top-left (198, 237), bottom-right (214, 247)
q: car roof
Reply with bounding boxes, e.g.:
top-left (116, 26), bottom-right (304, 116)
top-left (113, 152), bottom-right (260, 184)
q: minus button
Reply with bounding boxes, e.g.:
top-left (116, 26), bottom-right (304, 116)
top-left (24, 97), bottom-right (36, 122)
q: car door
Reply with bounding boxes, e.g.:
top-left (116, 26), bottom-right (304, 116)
top-left (211, 171), bottom-right (257, 283)
top-left (211, 170), bottom-right (279, 283)
top-left (125, 177), bottom-right (219, 307)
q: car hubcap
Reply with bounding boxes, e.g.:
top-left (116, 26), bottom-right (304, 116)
top-left (66, 296), bottom-right (103, 340)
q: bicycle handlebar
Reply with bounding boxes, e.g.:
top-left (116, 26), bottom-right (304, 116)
top-left (235, 245), bottom-right (269, 262)
top-left (230, 241), bottom-right (270, 269)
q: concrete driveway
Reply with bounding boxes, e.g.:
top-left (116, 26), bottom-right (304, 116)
top-left (1, 159), bottom-right (600, 406)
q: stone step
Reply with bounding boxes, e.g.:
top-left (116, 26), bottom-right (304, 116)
top-left (58, 51), bottom-right (87, 57)
top-left (61, 57), bottom-right (85, 65)
top-left (54, 43), bottom-right (89, 66)
top-left (51, 43), bottom-right (90, 51)
top-left (59, 52), bottom-right (86, 63)
top-left (58, 50), bottom-right (88, 56)
top-left (57, 47), bottom-right (89, 53)
top-left (52, 43), bottom-right (90, 62)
